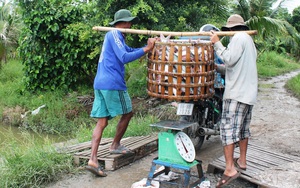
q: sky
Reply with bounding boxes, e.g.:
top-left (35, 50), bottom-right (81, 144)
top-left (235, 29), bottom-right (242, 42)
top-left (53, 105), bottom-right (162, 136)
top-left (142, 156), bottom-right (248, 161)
top-left (274, 0), bottom-right (300, 13)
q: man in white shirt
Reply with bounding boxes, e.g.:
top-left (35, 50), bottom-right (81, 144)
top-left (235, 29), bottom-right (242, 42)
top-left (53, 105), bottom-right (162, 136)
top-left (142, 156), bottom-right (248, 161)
top-left (210, 14), bottom-right (258, 187)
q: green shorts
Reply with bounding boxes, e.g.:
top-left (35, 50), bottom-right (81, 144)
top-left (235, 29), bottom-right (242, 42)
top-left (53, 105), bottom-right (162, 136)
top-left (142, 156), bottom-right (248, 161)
top-left (90, 90), bottom-right (132, 119)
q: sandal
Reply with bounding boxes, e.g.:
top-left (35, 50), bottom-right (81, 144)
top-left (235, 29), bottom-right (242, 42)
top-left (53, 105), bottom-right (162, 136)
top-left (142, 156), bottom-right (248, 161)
top-left (233, 157), bottom-right (247, 171)
top-left (216, 171), bottom-right (240, 188)
top-left (109, 145), bottom-right (134, 154)
top-left (85, 165), bottom-right (107, 177)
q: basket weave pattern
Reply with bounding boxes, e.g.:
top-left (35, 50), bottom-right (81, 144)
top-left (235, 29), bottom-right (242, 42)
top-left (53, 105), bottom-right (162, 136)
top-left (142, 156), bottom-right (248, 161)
top-left (147, 40), bottom-right (215, 102)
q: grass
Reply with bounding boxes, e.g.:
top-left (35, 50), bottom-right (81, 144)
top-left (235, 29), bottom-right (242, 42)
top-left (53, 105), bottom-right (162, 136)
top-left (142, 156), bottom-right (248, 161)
top-left (286, 74), bottom-right (300, 98)
top-left (0, 59), bottom-right (159, 187)
top-left (0, 130), bottom-right (75, 188)
top-left (75, 115), bottom-right (159, 143)
top-left (257, 51), bottom-right (300, 77)
top-left (0, 50), bottom-right (300, 187)
top-left (0, 60), bottom-right (93, 135)
top-left (126, 59), bottom-right (148, 98)
top-left (0, 59), bottom-right (155, 136)
top-left (0, 60), bottom-right (24, 114)
top-left (258, 83), bottom-right (274, 89)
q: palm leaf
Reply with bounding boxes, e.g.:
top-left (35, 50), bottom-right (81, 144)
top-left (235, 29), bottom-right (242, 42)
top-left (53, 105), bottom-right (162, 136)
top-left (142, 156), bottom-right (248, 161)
top-left (249, 0), bottom-right (277, 17)
top-left (247, 16), bottom-right (287, 38)
top-left (234, 0), bottom-right (251, 20)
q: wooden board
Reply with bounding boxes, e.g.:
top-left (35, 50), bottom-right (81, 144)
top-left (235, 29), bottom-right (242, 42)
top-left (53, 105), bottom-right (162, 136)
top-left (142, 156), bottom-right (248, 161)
top-left (207, 143), bottom-right (300, 187)
top-left (57, 135), bottom-right (158, 171)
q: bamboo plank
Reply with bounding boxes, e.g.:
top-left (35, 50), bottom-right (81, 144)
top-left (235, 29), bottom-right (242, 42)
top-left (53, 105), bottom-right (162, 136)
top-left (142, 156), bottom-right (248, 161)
top-left (67, 135), bottom-right (158, 170)
top-left (208, 143), bottom-right (300, 187)
top-left (214, 157), bottom-right (263, 175)
top-left (248, 144), bottom-right (300, 162)
top-left (73, 135), bottom-right (158, 159)
top-left (56, 138), bottom-right (113, 153)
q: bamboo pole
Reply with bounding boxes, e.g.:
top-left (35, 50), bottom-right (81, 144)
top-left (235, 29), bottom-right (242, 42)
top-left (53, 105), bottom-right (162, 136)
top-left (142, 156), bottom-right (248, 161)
top-left (92, 26), bottom-right (258, 36)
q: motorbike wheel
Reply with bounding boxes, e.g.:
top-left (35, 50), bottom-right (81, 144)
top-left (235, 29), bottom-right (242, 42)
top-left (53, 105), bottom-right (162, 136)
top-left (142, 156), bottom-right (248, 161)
top-left (183, 105), bottom-right (205, 151)
top-left (184, 124), bottom-right (205, 151)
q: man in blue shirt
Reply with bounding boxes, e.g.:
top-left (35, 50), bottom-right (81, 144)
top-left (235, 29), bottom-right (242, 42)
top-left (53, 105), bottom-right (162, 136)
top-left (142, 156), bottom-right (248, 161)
top-left (86, 9), bottom-right (156, 177)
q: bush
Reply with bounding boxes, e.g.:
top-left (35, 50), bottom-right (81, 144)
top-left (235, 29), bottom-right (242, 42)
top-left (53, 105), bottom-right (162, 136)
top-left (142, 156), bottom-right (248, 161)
top-left (18, 0), bottom-right (100, 91)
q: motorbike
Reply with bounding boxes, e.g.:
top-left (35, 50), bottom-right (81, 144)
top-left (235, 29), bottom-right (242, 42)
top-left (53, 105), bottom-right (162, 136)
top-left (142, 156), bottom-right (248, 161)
top-left (177, 87), bottom-right (224, 150)
top-left (176, 24), bottom-right (225, 150)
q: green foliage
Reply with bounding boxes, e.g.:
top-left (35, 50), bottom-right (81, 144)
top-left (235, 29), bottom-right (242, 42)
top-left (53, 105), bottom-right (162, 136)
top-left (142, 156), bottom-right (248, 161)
top-left (17, 0), bottom-right (100, 91)
top-left (247, 16), bottom-right (287, 39)
top-left (0, 59), bottom-right (22, 84)
top-left (272, 6), bottom-right (292, 22)
top-left (2, 51), bottom-right (300, 188)
top-left (6, 0), bottom-right (300, 92)
top-left (262, 37), bottom-right (287, 54)
top-left (16, 0), bottom-right (230, 92)
top-left (282, 19), bottom-right (300, 58)
top-left (124, 115), bottom-right (159, 136)
top-left (286, 74), bottom-right (300, 98)
top-left (0, 1), bottom-right (22, 63)
top-left (290, 33), bottom-right (300, 60)
top-left (0, 60), bottom-right (94, 135)
top-left (231, 0), bottom-right (298, 56)
top-left (231, 0), bottom-right (276, 19)
top-left (16, 89), bottom-right (95, 135)
top-left (95, 0), bottom-right (228, 32)
top-left (257, 51), bottom-right (300, 77)
top-left (0, 131), bottom-right (74, 188)
top-left (0, 59), bottom-right (24, 116)
top-left (291, 6), bottom-right (300, 32)
top-left (75, 114), bottom-right (159, 143)
top-left (126, 59), bottom-right (148, 97)
top-left (93, 0), bottom-right (229, 47)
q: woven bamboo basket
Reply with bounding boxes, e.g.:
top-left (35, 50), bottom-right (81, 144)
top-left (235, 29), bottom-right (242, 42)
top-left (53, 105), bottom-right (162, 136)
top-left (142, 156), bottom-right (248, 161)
top-left (147, 40), bottom-right (215, 102)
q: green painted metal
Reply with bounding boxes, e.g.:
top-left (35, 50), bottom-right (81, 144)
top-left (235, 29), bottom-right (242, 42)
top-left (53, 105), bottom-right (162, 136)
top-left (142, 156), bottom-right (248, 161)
top-left (158, 130), bottom-right (198, 167)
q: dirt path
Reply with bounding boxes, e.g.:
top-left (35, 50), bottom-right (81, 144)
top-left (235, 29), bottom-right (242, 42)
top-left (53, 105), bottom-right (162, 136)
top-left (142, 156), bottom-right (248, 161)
top-left (251, 70), bottom-right (300, 156)
top-left (47, 70), bottom-right (300, 188)
top-left (248, 70), bottom-right (300, 188)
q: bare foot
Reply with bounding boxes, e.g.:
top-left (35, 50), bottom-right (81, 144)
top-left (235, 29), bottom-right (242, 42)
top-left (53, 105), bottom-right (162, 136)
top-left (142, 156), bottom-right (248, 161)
top-left (88, 160), bottom-right (98, 168)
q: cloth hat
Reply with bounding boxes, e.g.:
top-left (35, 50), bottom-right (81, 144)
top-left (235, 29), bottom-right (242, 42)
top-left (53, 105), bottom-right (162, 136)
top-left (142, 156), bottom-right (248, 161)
top-left (109, 9), bottom-right (138, 26)
top-left (221, 14), bottom-right (249, 31)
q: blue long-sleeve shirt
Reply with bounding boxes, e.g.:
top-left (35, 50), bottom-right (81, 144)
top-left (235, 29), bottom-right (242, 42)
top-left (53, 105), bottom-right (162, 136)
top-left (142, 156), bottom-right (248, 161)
top-left (93, 30), bottom-right (145, 90)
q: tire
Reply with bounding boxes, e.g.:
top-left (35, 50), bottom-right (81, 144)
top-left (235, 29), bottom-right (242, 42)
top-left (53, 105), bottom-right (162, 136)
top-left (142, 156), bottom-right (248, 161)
top-left (183, 104), bottom-right (205, 150)
top-left (183, 96), bottom-right (223, 151)
top-left (184, 125), bottom-right (205, 151)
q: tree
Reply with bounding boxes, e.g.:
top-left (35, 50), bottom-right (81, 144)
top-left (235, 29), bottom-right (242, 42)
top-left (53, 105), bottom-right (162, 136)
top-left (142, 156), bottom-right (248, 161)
top-left (93, 0), bottom-right (229, 46)
top-left (283, 23), bottom-right (300, 59)
top-left (291, 6), bottom-right (300, 32)
top-left (272, 7), bottom-right (292, 23)
top-left (17, 0), bottom-right (231, 91)
top-left (0, 0), bottom-right (21, 64)
top-left (230, 0), bottom-right (286, 38)
top-left (17, 0), bottom-right (100, 91)
top-left (229, 0), bottom-right (300, 58)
